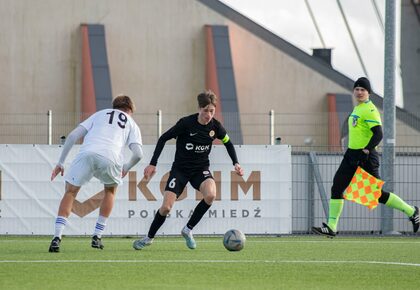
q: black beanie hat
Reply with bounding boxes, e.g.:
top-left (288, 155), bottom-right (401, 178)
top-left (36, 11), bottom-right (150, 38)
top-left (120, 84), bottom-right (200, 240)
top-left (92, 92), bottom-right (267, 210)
top-left (353, 77), bottom-right (371, 93)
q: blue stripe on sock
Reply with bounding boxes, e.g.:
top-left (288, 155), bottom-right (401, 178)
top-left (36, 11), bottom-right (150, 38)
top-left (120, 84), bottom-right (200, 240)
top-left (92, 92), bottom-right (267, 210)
top-left (55, 218), bottom-right (67, 225)
top-left (95, 223), bottom-right (105, 230)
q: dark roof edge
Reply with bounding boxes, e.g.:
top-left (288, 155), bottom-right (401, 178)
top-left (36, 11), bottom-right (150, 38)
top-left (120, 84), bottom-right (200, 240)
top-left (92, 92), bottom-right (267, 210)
top-left (197, 0), bottom-right (420, 132)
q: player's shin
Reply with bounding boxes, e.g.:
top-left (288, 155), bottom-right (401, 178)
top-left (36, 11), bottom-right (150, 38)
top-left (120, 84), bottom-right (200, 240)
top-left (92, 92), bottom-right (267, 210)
top-left (327, 199), bottom-right (344, 232)
top-left (148, 210), bottom-right (167, 238)
top-left (186, 199), bottom-right (211, 229)
top-left (385, 192), bottom-right (415, 217)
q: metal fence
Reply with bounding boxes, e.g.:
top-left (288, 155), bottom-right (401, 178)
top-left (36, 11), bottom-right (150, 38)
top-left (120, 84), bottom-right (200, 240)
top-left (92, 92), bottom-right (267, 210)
top-left (292, 146), bottom-right (420, 235)
top-left (2, 111), bottom-right (420, 148)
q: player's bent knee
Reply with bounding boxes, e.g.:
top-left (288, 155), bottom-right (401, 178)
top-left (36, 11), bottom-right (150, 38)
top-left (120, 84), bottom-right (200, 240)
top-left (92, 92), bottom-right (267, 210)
top-left (331, 183), bottom-right (346, 199)
top-left (203, 192), bottom-right (216, 204)
top-left (330, 190), bottom-right (343, 199)
top-left (159, 205), bottom-right (172, 216)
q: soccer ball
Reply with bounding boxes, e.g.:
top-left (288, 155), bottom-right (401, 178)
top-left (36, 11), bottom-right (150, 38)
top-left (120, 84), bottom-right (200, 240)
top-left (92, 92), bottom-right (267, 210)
top-left (223, 229), bottom-right (246, 251)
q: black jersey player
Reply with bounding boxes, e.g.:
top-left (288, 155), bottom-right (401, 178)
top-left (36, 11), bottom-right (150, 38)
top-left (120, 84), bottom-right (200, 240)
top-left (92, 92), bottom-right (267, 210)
top-left (133, 90), bottom-right (243, 250)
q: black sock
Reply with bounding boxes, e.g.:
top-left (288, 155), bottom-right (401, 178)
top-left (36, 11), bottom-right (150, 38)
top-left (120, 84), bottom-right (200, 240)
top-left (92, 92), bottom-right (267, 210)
top-left (187, 199), bottom-right (211, 229)
top-left (147, 210), bottom-right (166, 238)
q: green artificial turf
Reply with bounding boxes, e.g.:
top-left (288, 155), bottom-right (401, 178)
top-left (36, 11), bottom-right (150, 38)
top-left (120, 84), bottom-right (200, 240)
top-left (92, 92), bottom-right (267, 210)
top-left (0, 236), bottom-right (419, 290)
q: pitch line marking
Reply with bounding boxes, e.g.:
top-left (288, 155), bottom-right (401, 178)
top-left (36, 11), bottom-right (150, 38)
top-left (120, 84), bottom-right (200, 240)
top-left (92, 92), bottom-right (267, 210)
top-left (0, 260), bottom-right (419, 267)
top-left (0, 239), bottom-right (420, 245)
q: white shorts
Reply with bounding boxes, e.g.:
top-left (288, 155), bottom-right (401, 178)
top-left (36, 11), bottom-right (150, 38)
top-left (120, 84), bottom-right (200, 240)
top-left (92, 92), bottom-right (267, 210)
top-left (65, 151), bottom-right (122, 187)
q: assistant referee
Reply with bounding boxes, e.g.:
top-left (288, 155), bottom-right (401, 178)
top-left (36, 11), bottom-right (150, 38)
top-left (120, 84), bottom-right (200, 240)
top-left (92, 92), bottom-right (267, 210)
top-left (312, 77), bottom-right (419, 237)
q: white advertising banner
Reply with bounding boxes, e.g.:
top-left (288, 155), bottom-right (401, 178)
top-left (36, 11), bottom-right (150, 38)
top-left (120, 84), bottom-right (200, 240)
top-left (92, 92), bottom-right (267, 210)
top-left (0, 144), bottom-right (291, 235)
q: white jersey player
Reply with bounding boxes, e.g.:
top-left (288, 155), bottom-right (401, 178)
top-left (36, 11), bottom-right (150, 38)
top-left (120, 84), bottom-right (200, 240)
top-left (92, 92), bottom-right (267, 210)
top-left (49, 95), bottom-right (143, 252)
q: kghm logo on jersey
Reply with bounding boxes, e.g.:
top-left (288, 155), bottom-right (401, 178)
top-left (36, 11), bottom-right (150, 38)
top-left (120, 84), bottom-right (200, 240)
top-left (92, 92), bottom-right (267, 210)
top-left (186, 143), bottom-right (210, 152)
top-left (195, 145), bottom-right (210, 153)
top-left (209, 130), bottom-right (215, 137)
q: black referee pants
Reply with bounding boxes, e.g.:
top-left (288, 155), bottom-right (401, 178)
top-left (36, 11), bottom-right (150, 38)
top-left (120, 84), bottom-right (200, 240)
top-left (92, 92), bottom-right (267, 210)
top-left (330, 148), bottom-right (390, 203)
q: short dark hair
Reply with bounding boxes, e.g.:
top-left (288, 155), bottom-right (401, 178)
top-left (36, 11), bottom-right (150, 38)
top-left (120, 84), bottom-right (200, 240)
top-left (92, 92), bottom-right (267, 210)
top-left (197, 90), bottom-right (217, 108)
top-left (112, 95), bottom-right (135, 112)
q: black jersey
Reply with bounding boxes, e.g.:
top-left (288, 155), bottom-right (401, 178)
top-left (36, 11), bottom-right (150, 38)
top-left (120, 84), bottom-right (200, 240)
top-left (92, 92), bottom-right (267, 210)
top-left (150, 113), bottom-right (229, 171)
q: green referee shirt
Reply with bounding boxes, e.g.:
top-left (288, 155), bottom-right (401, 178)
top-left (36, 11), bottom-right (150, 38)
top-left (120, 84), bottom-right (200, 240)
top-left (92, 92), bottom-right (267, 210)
top-left (348, 100), bottom-right (382, 149)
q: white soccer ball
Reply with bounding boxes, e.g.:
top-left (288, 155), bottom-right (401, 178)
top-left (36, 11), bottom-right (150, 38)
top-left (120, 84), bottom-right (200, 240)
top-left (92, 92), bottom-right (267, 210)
top-left (223, 229), bottom-right (246, 251)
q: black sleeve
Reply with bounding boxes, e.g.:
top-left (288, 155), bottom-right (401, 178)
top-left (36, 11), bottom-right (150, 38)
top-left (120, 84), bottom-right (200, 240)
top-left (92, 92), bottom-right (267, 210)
top-left (214, 118), bottom-right (238, 165)
top-left (340, 114), bottom-right (350, 139)
top-left (224, 140), bottom-right (239, 165)
top-left (149, 119), bottom-right (185, 166)
top-left (364, 125), bottom-right (383, 151)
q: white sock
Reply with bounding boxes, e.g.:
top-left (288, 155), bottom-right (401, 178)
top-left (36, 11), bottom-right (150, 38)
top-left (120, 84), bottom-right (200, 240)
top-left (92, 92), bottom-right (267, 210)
top-left (54, 216), bottom-right (67, 239)
top-left (143, 236), bottom-right (154, 243)
top-left (182, 225), bottom-right (191, 234)
top-left (93, 215), bottom-right (107, 238)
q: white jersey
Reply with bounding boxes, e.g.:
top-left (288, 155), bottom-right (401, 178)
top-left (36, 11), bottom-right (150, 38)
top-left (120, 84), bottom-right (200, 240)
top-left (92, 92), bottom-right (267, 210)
top-left (79, 109), bottom-right (142, 166)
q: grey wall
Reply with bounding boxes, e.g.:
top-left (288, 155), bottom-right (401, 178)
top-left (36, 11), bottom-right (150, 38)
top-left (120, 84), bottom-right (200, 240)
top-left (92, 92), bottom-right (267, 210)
top-left (0, 0), bottom-right (418, 146)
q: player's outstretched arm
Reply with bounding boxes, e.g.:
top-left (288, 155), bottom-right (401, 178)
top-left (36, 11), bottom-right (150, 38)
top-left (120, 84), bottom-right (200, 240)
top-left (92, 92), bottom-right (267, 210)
top-left (56, 126), bottom-right (88, 167)
top-left (143, 120), bottom-right (182, 181)
top-left (223, 139), bottom-right (241, 173)
top-left (52, 125), bottom-right (87, 182)
top-left (122, 143), bottom-right (143, 178)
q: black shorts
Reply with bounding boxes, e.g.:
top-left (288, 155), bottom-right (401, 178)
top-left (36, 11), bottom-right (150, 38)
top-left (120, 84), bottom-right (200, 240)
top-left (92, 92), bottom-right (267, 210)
top-left (165, 167), bottom-right (214, 197)
top-left (331, 148), bottom-right (380, 198)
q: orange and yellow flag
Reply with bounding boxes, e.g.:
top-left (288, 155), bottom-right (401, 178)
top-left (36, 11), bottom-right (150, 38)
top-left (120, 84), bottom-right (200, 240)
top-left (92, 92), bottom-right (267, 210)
top-left (344, 167), bottom-right (384, 210)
